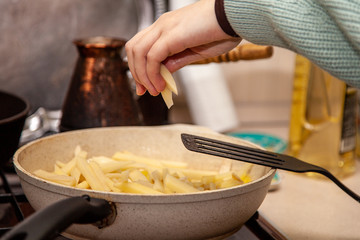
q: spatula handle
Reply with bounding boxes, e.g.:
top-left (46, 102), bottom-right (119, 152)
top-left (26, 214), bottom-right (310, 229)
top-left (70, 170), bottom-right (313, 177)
top-left (314, 168), bottom-right (360, 203)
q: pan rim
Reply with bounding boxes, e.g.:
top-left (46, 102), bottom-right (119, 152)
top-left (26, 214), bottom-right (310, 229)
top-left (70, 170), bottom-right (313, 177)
top-left (14, 125), bottom-right (275, 204)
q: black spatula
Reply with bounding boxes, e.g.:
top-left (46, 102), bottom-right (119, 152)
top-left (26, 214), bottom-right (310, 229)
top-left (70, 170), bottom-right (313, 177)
top-left (181, 133), bottom-right (360, 203)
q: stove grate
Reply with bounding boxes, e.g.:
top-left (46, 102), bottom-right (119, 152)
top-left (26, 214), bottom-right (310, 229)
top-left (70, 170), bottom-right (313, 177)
top-left (0, 170), bottom-right (23, 235)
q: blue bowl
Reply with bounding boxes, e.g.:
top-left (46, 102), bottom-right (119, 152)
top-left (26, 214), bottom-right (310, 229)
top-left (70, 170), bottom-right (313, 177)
top-left (228, 132), bottom-right (287, 153)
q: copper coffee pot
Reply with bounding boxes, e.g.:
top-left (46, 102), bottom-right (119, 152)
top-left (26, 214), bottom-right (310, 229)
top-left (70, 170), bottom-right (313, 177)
top-left (60, 36), bottom-right (273, 131)
top-left (60, 37), bottom-right (143, 131)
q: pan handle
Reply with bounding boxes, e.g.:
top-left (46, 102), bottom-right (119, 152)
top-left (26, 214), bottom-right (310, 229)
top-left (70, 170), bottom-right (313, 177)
top-left (2, 195), bottom-right (115, 240)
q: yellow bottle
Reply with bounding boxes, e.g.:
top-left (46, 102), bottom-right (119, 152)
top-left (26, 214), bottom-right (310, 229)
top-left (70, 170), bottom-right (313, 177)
top-left (288, 55), bottom-right (357, 179)
top-left (357, 94), bottom-right (360, 157)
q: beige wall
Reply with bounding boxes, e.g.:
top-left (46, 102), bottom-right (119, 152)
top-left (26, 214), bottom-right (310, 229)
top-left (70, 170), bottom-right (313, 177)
top-left (223, 46), bottom-right (296, 124)
top-left (0, 0), bottom-right (138, 112)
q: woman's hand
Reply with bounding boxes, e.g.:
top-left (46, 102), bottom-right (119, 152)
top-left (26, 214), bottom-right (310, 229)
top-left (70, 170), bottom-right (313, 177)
top-left (125, 0), bottom-right (241, 96)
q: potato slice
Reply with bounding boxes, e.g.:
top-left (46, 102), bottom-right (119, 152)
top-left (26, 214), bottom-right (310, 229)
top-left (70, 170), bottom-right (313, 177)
top-left (70, 167), bottom-right (81, 184)
top-left (33, 169), bottom-right (76, 186)
top-left (179, 168), bottom-right (218, 180)
top-left (90, 156), bottom-right (132, 173)
top-left (53, 165), bottom-right (66, 176)
top-left (201, 175), bottom-right (216, 185)
top-left (55, 161), bottom-right (66, 168)
top-left (106, 170), bottom-right (130, 184)
top-left (60, 158), bottom-right (77, 175)
top-left (76, 157), bottom-right (107, 191)
top-left (118, 182), bottom-right (164, 195)
top-left (129, 169), bottom-right (149, 182)
top-left (153, 177), bottom-right (165, 192)
top-left (164, 174), bottom-right (200, 193)
top-left (161, 160), bottom-right (188, 169)
top-left (74, 145), bottom-right (88, 159)
top-left (161, 87), bottom-right (174, 109)
top-left (160, 64), bottom-right (178, 95)
top-left (160, 64), bottom-right (178, 109)
top-left (88, 161), bottom-right (111, 192)
top-left (219, 159), bottom-right (232, 174)
top-left (104, 178), bottom-right (122, 192)
top-left (214, 172), bottom-right (233, 182)
top-left (112, 151), bottom-right (163, 168)
top-left (76, 181), bottom-right (90, 189)
top-left (218, 178), bottom-right (243, 189)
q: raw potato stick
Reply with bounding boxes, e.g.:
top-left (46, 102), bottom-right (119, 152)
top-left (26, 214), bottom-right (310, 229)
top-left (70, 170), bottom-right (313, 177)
top-left (160, 64), bottom-right (178, 108)
top-left (161, 87), bottom-right (174, 109)
top-left (160, 64), bottom-right (178, 94)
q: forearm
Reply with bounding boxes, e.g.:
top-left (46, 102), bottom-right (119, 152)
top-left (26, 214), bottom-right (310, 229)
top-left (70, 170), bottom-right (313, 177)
top-left (220, 0), bottom-right (360, 86)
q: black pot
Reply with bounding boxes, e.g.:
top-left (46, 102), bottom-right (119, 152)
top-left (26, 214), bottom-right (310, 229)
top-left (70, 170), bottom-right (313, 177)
top-left (0, 90), bottom-right (30, 168)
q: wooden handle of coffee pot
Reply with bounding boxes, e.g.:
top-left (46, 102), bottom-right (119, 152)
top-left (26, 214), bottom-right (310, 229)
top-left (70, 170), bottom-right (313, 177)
top-left (191, 44), bottom-right (273, 64)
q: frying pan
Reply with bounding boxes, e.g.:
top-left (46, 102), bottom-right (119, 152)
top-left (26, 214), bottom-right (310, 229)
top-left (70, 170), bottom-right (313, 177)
top-left (0, 90), bottom-right (30, 168)
top-left (8, 124), bottom-right (275, 240)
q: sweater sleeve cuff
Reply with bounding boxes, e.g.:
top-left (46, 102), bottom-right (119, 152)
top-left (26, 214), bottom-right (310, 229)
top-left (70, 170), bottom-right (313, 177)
top-left (214, 0), bottom-right (239, 37)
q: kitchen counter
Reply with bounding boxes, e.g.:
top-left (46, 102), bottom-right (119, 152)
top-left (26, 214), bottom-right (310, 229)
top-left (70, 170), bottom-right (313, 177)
top-left (259, 168), bottom-right (360, 240)
top-left (236, 124), bottom-right (360, 240)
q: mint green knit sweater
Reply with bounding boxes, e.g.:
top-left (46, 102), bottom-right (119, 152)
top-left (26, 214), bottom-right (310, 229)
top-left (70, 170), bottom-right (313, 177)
top-left (224, 0), bottom-right (360, 87)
